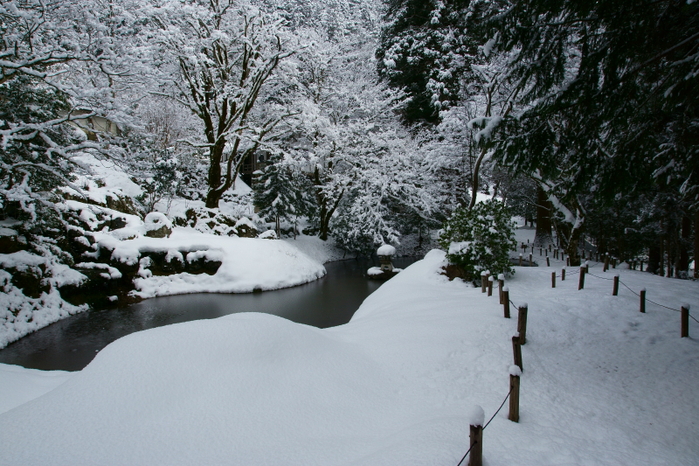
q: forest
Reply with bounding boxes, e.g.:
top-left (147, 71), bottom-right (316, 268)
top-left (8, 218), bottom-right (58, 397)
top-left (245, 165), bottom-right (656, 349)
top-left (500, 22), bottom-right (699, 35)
top-left (2, 3), bottom-right (699, 463)
top-left (2, 0), bottom-right (698, 287)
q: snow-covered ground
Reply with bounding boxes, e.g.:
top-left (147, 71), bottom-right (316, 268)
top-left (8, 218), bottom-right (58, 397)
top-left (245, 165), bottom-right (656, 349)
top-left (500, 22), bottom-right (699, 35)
top-left (1, 226), bottom-right (698, 465)
top-left (106, 229), bottom-right (327, 298)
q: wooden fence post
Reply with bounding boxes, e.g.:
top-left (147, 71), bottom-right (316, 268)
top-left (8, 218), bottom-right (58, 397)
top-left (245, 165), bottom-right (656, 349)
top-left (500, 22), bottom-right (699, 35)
top-left (503, 287), bottom-right (511, 318)
top-left (468, 406), bottom-right (484, 466)
top-left (681, 305), bottom-right (690, 338)
top-left (508, 366), bottom-right (522, 423)
top-left (562, 268), bottom-right (566, 281)
top-left (578, 266), bottom-right (586, 290)
top-left (487, 276), bottom-right (494, 297)
top-left (546, 257), bottom-right (550, 267)
top-left (519, 254), bottom-right (523, 266)
top-left (612, 275), bottom-right (619, 296)
top-left (517, 305), bottom-right (528, 345)
top-left (640, 289), bottom-right (646, 313)
top-left (498, 274), bottom-right (505, 304)
top-left (512, 335), bottom-right (523, 370)
top-left (529, 253), bottom-right (533, 266)
top-left (551, 271), bottom-right (556, 288)
top-left (481, 271), bottom-right (487, 293)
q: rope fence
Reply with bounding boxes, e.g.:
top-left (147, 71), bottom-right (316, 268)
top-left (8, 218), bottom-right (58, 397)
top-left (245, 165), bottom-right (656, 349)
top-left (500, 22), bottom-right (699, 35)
top-left (514, 248), bottom-right (698, 326)
top-left (580, 269), bottom-right (697, 323)
top-left (455, 386), bottom-right (515, 466)
top-left (456, 248), bottom-right (696, 466)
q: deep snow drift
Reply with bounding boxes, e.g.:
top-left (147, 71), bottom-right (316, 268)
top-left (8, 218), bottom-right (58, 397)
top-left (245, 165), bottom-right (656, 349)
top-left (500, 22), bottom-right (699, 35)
top-left (1, 240), bottom-right (698, 465)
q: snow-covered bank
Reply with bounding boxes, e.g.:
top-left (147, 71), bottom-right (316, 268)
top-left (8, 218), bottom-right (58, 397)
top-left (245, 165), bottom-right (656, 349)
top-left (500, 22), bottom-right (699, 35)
top-left (108, 229), bottom-right (327, 298)
top-left (0, 230), bottom-right (326, 349)
top-left (1, 248), bottom-right (698, 465)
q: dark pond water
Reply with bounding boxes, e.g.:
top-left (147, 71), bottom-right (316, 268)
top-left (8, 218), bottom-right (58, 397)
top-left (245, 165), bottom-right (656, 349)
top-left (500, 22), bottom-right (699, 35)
top-left (0, 257), bottom-right (417, 371)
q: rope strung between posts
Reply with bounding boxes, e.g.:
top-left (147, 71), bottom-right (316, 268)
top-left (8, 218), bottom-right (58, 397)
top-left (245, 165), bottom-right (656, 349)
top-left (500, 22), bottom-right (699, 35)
top-left (455, 441), bottom-right (477, 466)
top-left (587, 272), bottom-right (614, 281)
top-left (613, 277), bottom-right (680, 312)
top-left (483, 386), bottom-right (513, 430)
top-left (575, 269), bottom-right (699, 322)
top-left (455, 386), bottom-right (513, 466)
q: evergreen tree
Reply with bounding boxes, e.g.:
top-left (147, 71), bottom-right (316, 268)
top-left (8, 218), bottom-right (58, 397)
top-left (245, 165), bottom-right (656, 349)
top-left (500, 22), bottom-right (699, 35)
top-left (376, 0), bottom-right (487, 125)
top-left (253, 156), bottom-right (309, 237)
top-left (483, 0), bottom-right (699, 266)
top-left (439, 199), bottom-right (516, 280)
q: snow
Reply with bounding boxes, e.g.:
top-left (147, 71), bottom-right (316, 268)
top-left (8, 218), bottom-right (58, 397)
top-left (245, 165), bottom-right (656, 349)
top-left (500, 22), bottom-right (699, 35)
top-left (144, 212), bottom-right (172, 229)
top-left (0, 365), bottom-right (71, 415)
top-left (468, 405), bottom-right (485, 427)
top-left (449, 240), bottom-right (472, 255)
top-left (234, 216), bottom-right (256, 229)
top-left (0, 250), bottom-right (46, 270)
top-left (113, 229), bottom-right (327, 298)
top-left (61, 153), bottom-right (143, 201)
top-left (376, 244), bottom-right (396, 256)
top-left (1, 229), bottom-right (698, 464)
top-left (258, 229), bottom-right (277, 239)
top-left (74, 262), bottom-right (123, 279)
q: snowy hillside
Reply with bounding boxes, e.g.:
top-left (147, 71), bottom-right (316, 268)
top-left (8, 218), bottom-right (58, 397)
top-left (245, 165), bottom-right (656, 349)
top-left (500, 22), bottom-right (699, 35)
top-left (1, 230), bottom-right (697, 465)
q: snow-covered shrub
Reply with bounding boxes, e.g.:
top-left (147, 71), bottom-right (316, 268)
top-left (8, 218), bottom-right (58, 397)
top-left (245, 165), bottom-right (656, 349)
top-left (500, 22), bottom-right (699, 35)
top-left (439, 200), bottom-right (516, 280)
top-left (259, 230), bottom-right (278, 240)
top-left (144, 212), bottom-right (172, 238)
top-left (138, 157), bottom-right (180, 212)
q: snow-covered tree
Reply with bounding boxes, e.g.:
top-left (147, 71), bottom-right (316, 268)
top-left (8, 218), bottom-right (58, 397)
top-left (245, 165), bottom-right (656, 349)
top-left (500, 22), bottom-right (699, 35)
top-left (376, 0), bottom-right (489, 125)
top-left (439, 199), bottom-right (516, 280)
top-left (253, 155), bottom-right (312, 237)
top-left (144, 0), bottom-right (296, 208)
top-left (283, 26), bottom-right (439, 249)
top-left (0, 0), bottom-right (138, 225)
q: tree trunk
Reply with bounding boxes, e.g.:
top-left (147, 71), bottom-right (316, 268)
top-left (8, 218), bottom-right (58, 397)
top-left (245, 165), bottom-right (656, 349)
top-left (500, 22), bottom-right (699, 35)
top-left (678, 214), bottom-right (691, 277)
top-left (318, 201), bottom-right (330, 241)
top-left (647, 244), bottom-right (661, 274)
top-left (205, 138), bottom-right (228, 208)
top-left (564, 223), bottom-right (583, 266)
top-left (659, 236), bottom-right (665, 276)
top-left (313, 167), bottom-right (343, 241)
top-left (533, 186), bottom-right (553, 247)
top-left (694, 211), bottom-right (699, 279)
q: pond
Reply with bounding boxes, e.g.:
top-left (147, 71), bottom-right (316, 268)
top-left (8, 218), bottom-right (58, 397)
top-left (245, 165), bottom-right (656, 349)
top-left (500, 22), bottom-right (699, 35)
top-left (0, 257), bottom-right (418, 371)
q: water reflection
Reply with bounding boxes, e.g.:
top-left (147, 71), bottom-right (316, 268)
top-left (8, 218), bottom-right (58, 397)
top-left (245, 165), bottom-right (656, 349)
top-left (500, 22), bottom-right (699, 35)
top-left (0, 257), bottom-right (417, 371)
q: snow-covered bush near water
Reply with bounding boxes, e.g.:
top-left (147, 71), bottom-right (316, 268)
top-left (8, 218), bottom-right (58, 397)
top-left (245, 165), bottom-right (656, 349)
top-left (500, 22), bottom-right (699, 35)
top-left (440, 199), bottom-right (517, 281)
